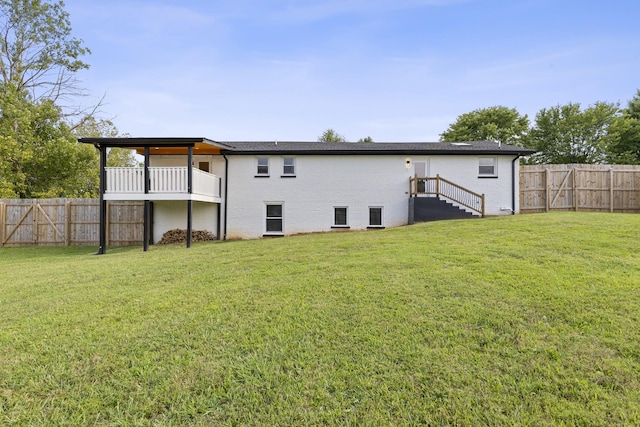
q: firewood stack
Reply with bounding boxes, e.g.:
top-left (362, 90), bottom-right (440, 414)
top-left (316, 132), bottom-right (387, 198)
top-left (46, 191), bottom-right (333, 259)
top-left (158, 229), bottom-right (216, 244)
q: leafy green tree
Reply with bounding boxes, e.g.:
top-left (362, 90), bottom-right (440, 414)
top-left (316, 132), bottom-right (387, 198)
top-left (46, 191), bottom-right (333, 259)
top-left (358, 136), bottom-right (374, 143)
top-left (0, 0), bottom-right (90, 104)
top-left (607, 90), bottom-right (640, 164)
top-left (525, 102), bottom-right (620, 164)
top-left (0, 84), bottom-right (98, 197)
top-left (0, 0), bottom-right (105, 197)
top-left (318, 128), bottom-right (346, 142)
top-left (440, 106), bottom-right (529, 145)
top-left (73, 116), bottom-right (138, 167)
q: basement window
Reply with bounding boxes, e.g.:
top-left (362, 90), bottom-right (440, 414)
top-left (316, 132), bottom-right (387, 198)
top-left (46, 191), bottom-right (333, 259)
top-left (265, 203), bottom-right (283, 234)
top-left (332, 207), bottom-right (349, 228)
top-left (368, 207), bottom-right (384, 228)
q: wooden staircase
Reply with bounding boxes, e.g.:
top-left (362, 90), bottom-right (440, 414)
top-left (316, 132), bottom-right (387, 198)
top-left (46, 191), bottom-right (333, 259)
top-left (408, 175), bottom-right (484, 223)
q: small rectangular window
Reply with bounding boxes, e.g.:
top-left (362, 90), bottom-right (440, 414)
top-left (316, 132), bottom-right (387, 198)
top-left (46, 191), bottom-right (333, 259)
top-left (479, 157), bottom-right (497, 177)
top-left (333, 207), bottom-right (348, 227)
top-left (283, 157), bottom-right (295, 176)
top-left (198, 161), bottom-right (210, 173)
top-left (369, 207), bottom-right (383, 227)
top-left (257, 157), bottom-right (269, 176)
top-left (265, 203), bottom-right (283, 233)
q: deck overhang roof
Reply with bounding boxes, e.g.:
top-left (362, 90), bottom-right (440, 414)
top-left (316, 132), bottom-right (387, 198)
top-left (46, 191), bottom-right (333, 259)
top-left (78, 137), bottom-right (233, 155)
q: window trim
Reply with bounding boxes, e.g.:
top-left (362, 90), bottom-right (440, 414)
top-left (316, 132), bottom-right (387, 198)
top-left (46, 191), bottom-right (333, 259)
top-left (256, 157), bottom-right (270, 177)
top-left (332, 206), bottom-right (350, 229)
top-left (264, 202), bottom-right (284, 236)
top-left (281, 157), bottom-right (296, 177)
top-left (367, 206), bottom-right (384, 229)
top-left (478, 157), bottom-right (498, 178)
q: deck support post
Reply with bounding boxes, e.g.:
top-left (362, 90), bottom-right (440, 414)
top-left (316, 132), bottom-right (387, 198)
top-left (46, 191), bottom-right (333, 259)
top-left (187, 146), bottom-right (193, 248)
top-left (97, 145), bottom-right (107, 254)
top-left (143, 146), bottom-right (150, 252)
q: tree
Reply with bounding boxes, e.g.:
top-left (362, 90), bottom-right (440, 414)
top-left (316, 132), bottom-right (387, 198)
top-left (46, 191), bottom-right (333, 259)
top-left (318, 128), bottom-right (346, 142)
top-left (607, 89), bottom-right (640, 164)
top-left (0, 0), bottom-right (90, 105)
top-left (440, 106), bottom-right (529, 145)
top-left (358, 136), bottom-right (374, 143)
top-left (72, 116), bottom-right (138, 167)
top-left (0, 1), bottom-right (100, 198)
top-left (524, 102), bottom-right (620, 164)
top-left (0, 83), bottom-right (98, 197)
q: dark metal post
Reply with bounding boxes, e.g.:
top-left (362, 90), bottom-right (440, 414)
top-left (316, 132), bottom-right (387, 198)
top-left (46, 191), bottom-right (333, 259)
top-left (143, 146), bottom-right (150, 251)
top-left (187, 146), bottom-right (193, 248)
top-left (97, 145), bottom-right (107, 254)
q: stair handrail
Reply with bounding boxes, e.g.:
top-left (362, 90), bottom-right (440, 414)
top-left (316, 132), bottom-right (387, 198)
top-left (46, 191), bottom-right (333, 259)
top-left (410, 174), bottom-right (485, 217)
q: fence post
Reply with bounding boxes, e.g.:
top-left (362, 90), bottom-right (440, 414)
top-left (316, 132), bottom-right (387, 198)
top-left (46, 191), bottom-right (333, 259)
top-left (65, 199), bottom-right (72, 246)
top-left (574, 168), bottom-right (579, 212)
top-left (0, 200), bottom-right (5, 247)
top-left (436, 174), bottom-right (440, 196)
top-left (32, 199), bottom-right (38, 245)
top-left (545, 168), bottom-right (550, 212)
top-left (609, 168), bottom-right (614, 213)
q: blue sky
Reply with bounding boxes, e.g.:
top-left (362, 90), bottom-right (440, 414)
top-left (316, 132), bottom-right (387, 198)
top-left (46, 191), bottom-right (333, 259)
top-left (65, 0), bottom-right (640, 142)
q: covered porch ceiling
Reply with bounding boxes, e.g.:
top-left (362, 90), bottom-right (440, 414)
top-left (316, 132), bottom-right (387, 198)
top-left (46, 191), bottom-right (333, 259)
top-left (78, 137), bottom-right (232, 155)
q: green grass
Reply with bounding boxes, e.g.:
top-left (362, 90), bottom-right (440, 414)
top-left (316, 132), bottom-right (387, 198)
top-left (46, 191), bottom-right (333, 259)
top-left (1, 212), bottom-right (639, 426)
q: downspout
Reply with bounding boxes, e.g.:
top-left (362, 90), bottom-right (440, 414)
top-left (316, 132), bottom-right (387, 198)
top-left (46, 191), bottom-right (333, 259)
top-left (223, 154), bottom-right (229, 240)
top-left (511, 155), bottom-right (520, 215)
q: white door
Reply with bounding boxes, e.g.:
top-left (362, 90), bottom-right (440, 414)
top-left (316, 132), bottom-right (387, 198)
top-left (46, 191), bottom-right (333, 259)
top-left (414, 161), bottom-right (429, 193)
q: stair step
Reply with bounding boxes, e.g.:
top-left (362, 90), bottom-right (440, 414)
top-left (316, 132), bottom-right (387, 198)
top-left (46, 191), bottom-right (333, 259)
top-left (411, 197), bottom-right (478, 223)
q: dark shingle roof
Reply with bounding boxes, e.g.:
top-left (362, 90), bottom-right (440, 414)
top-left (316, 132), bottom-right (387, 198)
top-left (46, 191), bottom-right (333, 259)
top-left (220, 141), bottom-right (535, 156)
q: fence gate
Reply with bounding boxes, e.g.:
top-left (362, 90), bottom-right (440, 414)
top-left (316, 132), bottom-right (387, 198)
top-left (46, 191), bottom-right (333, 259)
top-left (0, 198), bottom-right (143, 247)
top-left (1, 199), bottom-right (68, 246)
top-left (520, 164), bottom-right (640, 213)
top-left (548, 168), bottom-right (575, 211)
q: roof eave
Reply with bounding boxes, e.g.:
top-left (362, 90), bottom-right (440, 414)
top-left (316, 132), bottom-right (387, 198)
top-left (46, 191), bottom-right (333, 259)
top-left (220, 149), bottom-right (536, 156)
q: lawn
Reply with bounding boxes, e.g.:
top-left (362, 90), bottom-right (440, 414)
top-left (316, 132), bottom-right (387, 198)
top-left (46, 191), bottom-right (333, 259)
top-left (1, 212), bottom-right (639, 426)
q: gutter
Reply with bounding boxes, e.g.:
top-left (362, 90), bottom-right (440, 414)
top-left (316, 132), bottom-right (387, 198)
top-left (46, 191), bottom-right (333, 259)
top-left (223, 154), bottom-right (229, 240)
top-left (511, 155), bottom-right (520, 215)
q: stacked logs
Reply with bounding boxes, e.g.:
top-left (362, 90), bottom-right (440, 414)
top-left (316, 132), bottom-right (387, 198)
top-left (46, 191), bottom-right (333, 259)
top-left (158, 229), bottom-right (216, 244)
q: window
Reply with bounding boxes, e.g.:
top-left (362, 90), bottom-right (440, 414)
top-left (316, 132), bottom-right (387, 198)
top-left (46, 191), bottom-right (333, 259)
top-left (265, 203), bottom-right (283, 234)
top-left (479, 157), bottom-right (497, 177)
top-left (256, 157), bottom-right (269, 176)
top-left (282, 157), bottom-right (295, 176)
top-left (198, 161), bottom-right (210, 173)
top-left (369, 207), bottom-right (383, 228)
top-left (333, 207), bottom-right (348, 227)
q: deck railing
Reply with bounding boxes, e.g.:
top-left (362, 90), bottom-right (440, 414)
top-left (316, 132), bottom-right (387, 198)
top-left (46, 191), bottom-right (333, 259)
top-left (105, 167), bottom-right (221, 198)
top-left (410, 174), bottom-right (485, 217)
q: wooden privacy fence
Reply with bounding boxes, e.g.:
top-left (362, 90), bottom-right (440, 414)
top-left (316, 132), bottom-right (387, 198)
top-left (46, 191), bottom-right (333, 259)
top-left (520, 164), bottom-right (640, 213)
top-left (0, 199), bottom-right (144, 247)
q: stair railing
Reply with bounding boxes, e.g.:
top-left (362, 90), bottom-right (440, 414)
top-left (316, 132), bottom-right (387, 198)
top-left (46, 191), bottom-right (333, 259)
top-left (410, 174), bottom-right (485, 217)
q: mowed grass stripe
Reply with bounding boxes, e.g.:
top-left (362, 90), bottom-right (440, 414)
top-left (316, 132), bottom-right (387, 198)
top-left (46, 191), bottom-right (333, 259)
top-left (1, 212), bottom-right (639, 425)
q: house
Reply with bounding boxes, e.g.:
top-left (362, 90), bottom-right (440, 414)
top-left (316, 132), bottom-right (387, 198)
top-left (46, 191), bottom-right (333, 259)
top-left (79, 137), bottom-right (535, 253)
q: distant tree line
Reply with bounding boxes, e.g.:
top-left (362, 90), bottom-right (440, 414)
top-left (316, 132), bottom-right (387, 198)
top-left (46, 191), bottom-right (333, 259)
top-left (439, 92), bottom-right (640, 165)
top-left (317, 128), bottom-right (373, 143)
top-left (319, 89), bottom-right (640, 165)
